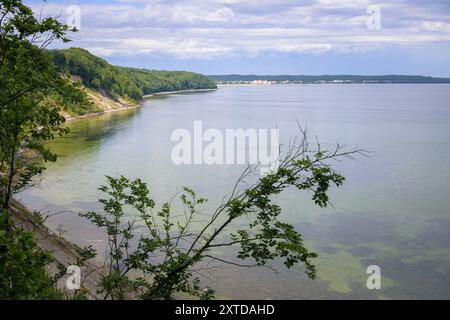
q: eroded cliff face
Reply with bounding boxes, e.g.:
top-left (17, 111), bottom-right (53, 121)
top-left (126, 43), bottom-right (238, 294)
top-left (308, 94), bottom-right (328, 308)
top-left (62, 86), bottom-right (140, 121)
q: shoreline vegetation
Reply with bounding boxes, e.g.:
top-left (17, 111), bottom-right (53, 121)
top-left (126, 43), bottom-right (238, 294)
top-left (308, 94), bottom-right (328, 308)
top-left (10, 88), bottom-right (218, 296)
top-left (9, 86), bottom-right (218, 297)
top-left (50, 48), bottom-right (217, 119)
top-left (9, 199), bottom-right (105, 299)
top-left (64, 87), bottom-right (217, 121)
top-left (0, 40), bottom-right (218, 298)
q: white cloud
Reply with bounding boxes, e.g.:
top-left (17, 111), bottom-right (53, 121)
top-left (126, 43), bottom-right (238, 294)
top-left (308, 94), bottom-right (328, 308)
top-left (422, 21), bottom-right (450, 32)
top-left (29, 0), bottom-right (450, 59)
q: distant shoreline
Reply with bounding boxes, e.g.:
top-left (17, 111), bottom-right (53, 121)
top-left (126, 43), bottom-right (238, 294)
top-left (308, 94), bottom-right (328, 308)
top-left (208, 74), bottom-right (450, 85)
top-left (217, 82), bottom-right (450, 86)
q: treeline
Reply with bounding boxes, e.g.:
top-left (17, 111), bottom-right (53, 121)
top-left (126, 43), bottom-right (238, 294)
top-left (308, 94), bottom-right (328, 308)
top-left (50, 48), bottom-right (217, 102)
top-left (208, 74), bottom-right (450, 83)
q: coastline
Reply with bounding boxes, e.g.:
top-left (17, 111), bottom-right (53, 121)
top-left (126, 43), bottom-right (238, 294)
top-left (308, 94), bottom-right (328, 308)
top-left (7, 86), bottom-right (219, 297)
top-left (9, 199), bottom-right (105, 298)
top-left (64, 104), bottom-right (141, 121)
top-left (64, 87), bottom-right (217, 122)
top-left (142, 88), bottom-right (216, 99)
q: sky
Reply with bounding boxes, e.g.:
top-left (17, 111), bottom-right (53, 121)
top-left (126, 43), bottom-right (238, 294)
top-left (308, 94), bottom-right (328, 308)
top-left (25, 0), bottom-right (450, 76)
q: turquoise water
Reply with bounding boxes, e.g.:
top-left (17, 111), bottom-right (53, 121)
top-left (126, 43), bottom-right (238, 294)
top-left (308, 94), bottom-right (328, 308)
top-left (19, 84), bottom-right (450, 299)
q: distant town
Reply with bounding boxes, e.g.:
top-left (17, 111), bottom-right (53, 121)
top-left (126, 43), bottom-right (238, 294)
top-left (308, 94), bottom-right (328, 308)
top-left (208, 75), bottom-right (450, 84)
top-left (216, 79), bottom-right (358, 85)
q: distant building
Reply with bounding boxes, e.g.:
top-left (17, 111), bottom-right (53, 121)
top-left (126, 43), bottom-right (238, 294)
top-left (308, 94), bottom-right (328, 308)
top-left (252, 79), bottom-right (270, 84)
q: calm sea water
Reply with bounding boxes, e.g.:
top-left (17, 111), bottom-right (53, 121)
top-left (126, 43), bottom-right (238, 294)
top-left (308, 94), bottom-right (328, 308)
top-left (19, 84), bottom-right (450, 299)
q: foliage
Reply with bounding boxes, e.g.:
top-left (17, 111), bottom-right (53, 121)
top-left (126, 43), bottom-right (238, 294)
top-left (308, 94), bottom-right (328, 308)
top-left (0, 225), bottom-right (62, 299)
top-left (81, 132), bottom-right (365, 299)
top-left (50, 48), bottom-right (217, 102)
top-left (0, 0), bottom-right (93, 301)
top-left (52, 244), bottom-right (97, 300)
top-left (48, 80), bottom-right (98, 116)
top-left (0, 0), bottom-right (89, 225)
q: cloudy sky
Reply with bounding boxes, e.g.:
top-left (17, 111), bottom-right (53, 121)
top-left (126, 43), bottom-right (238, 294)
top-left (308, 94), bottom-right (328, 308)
top-left (26, 0), bottom-right (450, 76)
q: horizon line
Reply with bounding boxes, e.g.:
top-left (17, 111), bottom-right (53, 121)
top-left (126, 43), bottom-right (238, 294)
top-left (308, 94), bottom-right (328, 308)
top-left (206, 74), bottom-right (450, 78)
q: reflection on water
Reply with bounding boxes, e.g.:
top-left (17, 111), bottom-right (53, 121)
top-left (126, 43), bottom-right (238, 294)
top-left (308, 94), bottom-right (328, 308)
top-left (50, 108), bottom-right (139, 159)
top-left (19, 85), bottom-right (450, 299)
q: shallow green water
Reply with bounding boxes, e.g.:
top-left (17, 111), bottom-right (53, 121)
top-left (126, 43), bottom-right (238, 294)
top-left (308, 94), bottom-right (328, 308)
top-left (19, 84), bottom-right (450, 299)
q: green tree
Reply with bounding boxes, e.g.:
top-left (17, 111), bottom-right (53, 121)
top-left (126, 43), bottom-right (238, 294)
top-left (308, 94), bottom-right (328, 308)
top-left (0, 227), bottom-right (61, 299)
top-left (49, 47), bottom-right (217, 104)
top-left (82, 131), bottom-right (365, 299)
top-left (0, 0), bottom-right (91, 300)
top-left (0, 0), bottom-right (89, 227)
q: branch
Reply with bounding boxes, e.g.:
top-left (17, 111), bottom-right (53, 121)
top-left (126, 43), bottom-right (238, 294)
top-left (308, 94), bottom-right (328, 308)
top-left (208, 237), bottom-right (263, 248)
top-left (202, 255), bottom-right (258, 268)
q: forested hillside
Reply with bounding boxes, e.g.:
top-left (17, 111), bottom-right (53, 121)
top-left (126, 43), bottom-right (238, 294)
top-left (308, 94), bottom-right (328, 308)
top-left (50, 48), bottom-right (217, 102)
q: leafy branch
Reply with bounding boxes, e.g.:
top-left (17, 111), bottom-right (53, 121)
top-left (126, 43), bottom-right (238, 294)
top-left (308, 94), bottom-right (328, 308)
top-left (81, 128), bottom-right (367, 299)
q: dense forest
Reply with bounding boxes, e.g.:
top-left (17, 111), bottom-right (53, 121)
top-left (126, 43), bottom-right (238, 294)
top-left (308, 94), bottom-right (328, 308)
top-left (50, 48), bottom-right (217, 103)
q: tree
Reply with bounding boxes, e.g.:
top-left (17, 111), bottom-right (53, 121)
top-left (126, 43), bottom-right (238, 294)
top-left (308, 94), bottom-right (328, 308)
top-left (49, 47), bottom-right (217, 104)
top-left (0, 227), bottom-right (62, 299)
top-left (81, 130), bottom-right (365, 299)
top-left (0, 0), bottom-right (91, 299)
top-left (0, 0), bottom-right (89, 228)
